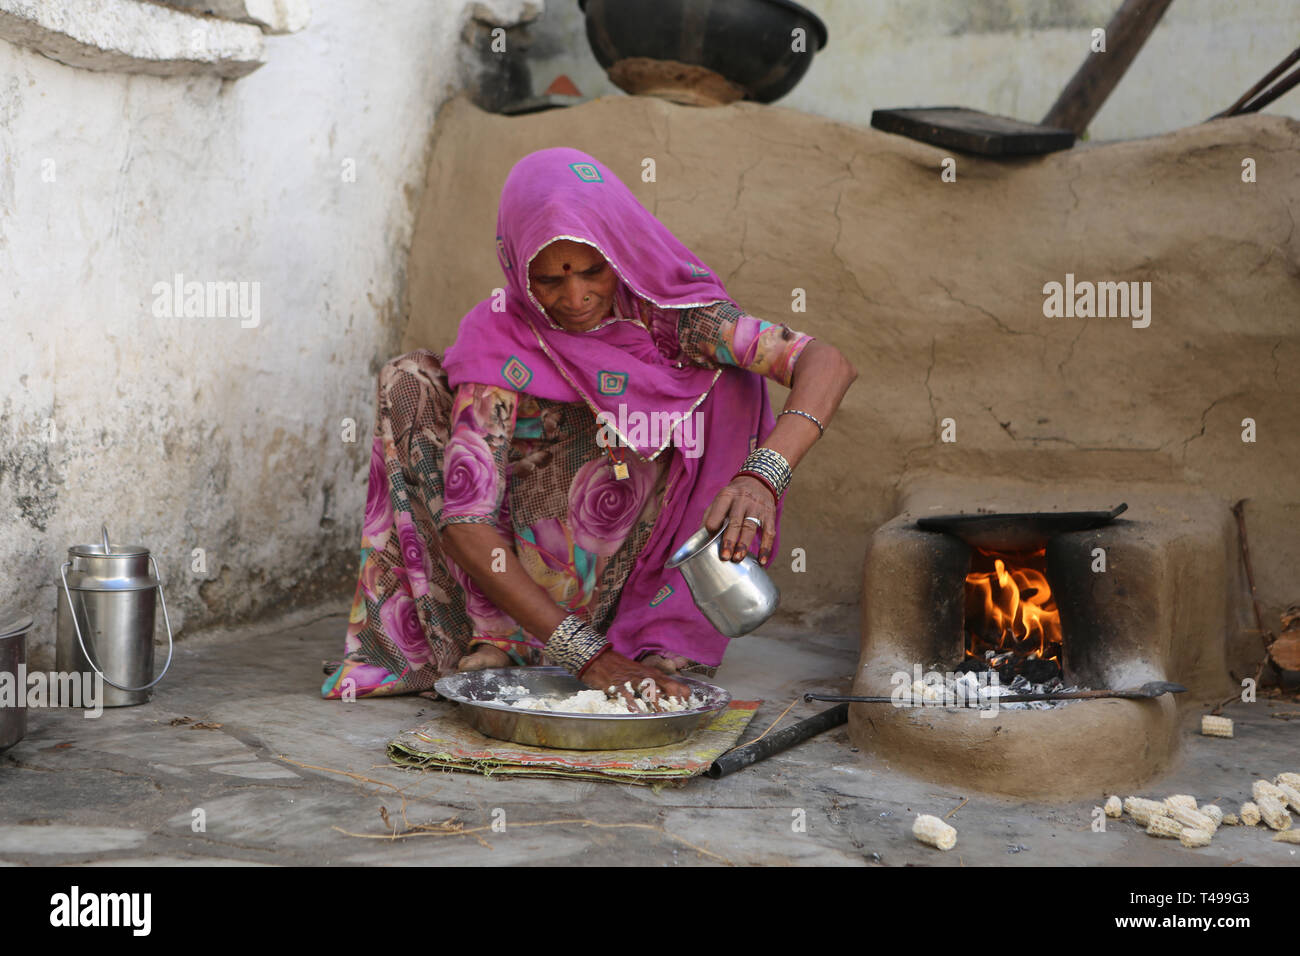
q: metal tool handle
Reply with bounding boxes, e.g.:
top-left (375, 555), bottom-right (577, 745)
top-left (59, 559), bottom-right (175, 693)
top-left (708, 704), bottom-right (850, 779)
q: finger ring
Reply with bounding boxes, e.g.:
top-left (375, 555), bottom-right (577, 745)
top-left (744, 515), bottom-right (762, 528)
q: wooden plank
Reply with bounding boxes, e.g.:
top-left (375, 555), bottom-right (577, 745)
top-left (870, 107), bottom-right (1076, 157)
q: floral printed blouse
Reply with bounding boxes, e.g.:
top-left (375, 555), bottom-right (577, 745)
top-left (434, 295), bottom-right (814, 658)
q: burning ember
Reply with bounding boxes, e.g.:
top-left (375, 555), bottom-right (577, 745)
top-left (961, 548), bottom-right (1063, 684)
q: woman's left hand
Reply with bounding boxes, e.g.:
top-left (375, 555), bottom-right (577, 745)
top-left (703, 475), bottom-right (777, 565)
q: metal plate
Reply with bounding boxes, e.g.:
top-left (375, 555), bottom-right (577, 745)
top-left (915, 503), bottom-right (1128, 551)
top-left (434, 667), bottom-right (732, 751)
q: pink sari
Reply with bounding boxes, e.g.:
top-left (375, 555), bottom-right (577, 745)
top-left (323, 149), bottom-right (784, 699)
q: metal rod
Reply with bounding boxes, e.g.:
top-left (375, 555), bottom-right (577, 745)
top-left (1211, 45), bottom-right (1300, 118)
top-left (707, 704), bottom-right (849, 779)
top-left (805, 682), bottom-right (1186, 705)
top-left (1237, 62), bottom-right (1300, 114)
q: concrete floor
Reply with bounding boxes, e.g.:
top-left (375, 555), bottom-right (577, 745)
top-left (2, 610), bottom-right (1297, 866)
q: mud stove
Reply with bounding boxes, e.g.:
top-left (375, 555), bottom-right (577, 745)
top-left (849, 486), bottom-right (1240, 799)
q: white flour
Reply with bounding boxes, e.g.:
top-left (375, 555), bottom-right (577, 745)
top-left (503, 686), bottom-right (703, 715)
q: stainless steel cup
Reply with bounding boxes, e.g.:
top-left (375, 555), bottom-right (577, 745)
top-left (665, 520), bottom-right (779, 638)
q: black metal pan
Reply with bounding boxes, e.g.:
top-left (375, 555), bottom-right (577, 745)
top-left (915, 502), bottom-right (1128, 552)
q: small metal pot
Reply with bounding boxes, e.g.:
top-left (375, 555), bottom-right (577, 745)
top-left (666, 520), bottom-right (779, 638)
top-left (0, 607), bottom-right (33, 753)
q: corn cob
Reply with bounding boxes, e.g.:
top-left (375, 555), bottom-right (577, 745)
top-left (1200, 714), bottom-right (1233, 738)
top-left (912, 814), bottom-right (956, 850)
top-left (1275, 783), bottom-right (1300, 813)
top-left (1125, 796), bottom-right (1170, 825)
top-left (1168, 804), bottom-right (1218, 833)
top-left (1199, 804), bottom-right (1224, 827)
top-left (1179, 828), bottom-right (1213, 848)
top-left (1276, 772), bottom-right (1300, 789)
top-left (1240, 802), bottom-right (1261, 826)
top-left (1146, 816), bottom-right (1183, 839)
top-left (1222, 813), bottom-right (1240, 826)
top-left (1253, 780), bottom-right (1287, 804)
top-left (1273, 830), bottom-right (1300, 844)
top-left (1164, 794), bottom-right (1198, 811)
top-left (1256, 794), bottom-right (1292, 831)
top-left (1104, 795), bottom-right (1123, 818)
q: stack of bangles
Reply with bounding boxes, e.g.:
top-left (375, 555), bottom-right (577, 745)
top-left (734, 446), bottom-right (793, 501)
top-left (546, 613), bottom-right (610, 676)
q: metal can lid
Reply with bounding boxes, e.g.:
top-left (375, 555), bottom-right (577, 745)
top-left (69, 544), bottom-right (150, 558)
top-left (0, 606), bottom-right (34, 640)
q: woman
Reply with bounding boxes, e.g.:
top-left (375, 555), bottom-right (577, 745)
top-left (323, 147), bottom-right (856, 703)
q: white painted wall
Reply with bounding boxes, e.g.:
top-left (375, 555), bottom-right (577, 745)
top-left (0, 0), bottom-right (540, 665)
top-left (534, 0), bottom-right (1300, 141)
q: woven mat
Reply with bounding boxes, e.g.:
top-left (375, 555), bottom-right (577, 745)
top-left (387, 700), bottom-right (761, 785)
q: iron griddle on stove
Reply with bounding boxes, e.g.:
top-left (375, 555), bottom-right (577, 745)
top-left (915, 503), bottom-right (1128, 552)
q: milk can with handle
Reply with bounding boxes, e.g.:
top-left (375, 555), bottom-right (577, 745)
top-left (57, 525), bottom-right (174, 707)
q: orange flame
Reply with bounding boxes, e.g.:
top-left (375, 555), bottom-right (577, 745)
top-left (965, 549), bottom-right (1061, 663)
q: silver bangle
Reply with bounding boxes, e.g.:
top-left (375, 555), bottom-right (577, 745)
top-left (545, 614), bottom-right (609, 674)
top-left (779, 408), bottom-right (825, 436)
top-left (739, 447), bottom-right (792, 498)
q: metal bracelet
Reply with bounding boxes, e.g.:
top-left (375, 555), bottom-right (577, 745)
top-left (545, 614), bottom-right (610, 674)
top-left (740, 447), bottom-right (792, 498)
top-left (779, 408), bottom-right (825, 436)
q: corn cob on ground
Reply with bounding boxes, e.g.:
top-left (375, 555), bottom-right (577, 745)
top-left (1222, 813), bottom-right (1240, 826)
top-left (1273, 830), bottom-right (1300, 844)
top-left (1200, 714), bottom-right (1233, 737)
top-left (912, 814), bottom-right (957, 850)
top-left (1256, 794), bottom-right (1292, 831)
top-left (1240, 802), bottom-right (1261, 826)
top-left (1104, 795), bottom-right (1122, 818)
top-left (1275, 783), bottom-right (1300, 813)
top-left (1125, 796), bottom-right (1170, 825)
top-left (1169, 804), bottom-right (1218, 833)
top-left (1179, 828), bottom-right (1213, 848)
top-left (1164, 794), bottom-right (1198, 811)
top-left (1276, 772), bottom-right (1300, 789)
top-left (1199, 804), bottom-right (1224, 827)
top-left (1253, 779), bottom-right (1287, 804)
top-left (1145, 816), bottom-right (1183, 839)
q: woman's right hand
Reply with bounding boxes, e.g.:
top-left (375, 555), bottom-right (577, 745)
top-left (579, 649), bottom-right (693, 707)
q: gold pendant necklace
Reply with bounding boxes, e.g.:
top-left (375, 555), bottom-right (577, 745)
top-left (610, 443), bottom-right (629, 480)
